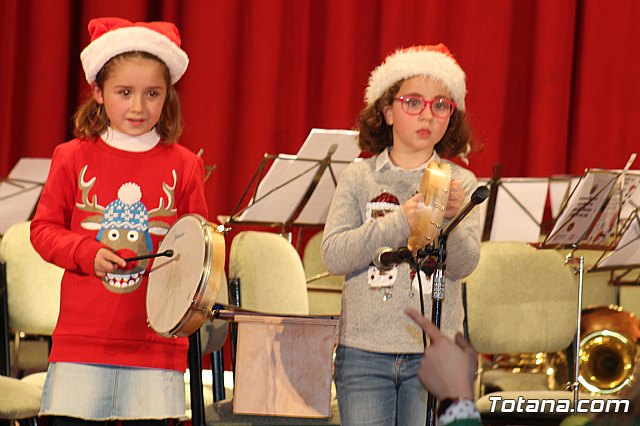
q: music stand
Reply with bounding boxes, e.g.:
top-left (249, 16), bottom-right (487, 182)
top-left (479, 165), bottom-right (549, 242)
top-left (222, 128), bottom-right (360, 235)
top-left (540, 158), bottom-right (639, 409)
top-left (590, 207), bottom-right (640, 285)
top-left (0, 158), bottom-right (51, 236)
top-left (217, 129), bottom-right (359, 413)
top-left (541, 168), bottom-right (637, 250)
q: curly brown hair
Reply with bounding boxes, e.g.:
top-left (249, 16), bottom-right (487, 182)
top-left (355, 79), bottom-right (475, 159)
top-left (73, 51), bottom-right (183, 144)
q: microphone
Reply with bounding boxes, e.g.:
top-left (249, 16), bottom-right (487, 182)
top-left (441, 185), bottom-right (490, 237)
top-left (372, 246), bottom-right (413, 270)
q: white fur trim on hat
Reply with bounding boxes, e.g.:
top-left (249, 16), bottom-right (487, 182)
top-left (365, 45), bottom-right (466, 111)
top-left (80, 26), bottom-right (188, 84)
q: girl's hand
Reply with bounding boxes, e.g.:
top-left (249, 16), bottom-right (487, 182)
top-left (94, 248), bottom-right (126, 277)
top-left (445, 179), bottom-right (465, 219)
top-left (402, 193), bottom-right (424, 232)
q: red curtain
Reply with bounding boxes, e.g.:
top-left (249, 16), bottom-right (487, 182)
top-left (2, 0), bottom-right (639, 222)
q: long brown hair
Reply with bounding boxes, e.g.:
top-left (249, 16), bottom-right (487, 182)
top-left (355, 79), bottom-right (476, 159)
top-left (73, 51), bottom-right (183, 143)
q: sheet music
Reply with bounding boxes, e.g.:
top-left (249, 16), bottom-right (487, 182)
top-left (544, 170), bottom-right (618, 247)
top-left (549, 176), bottom-right (580, 220)
top-left (237, 128), bottom-right (360, 225)
top-left (620, 171), bottom-right (640, 219)
top-left (8, 158), bottom-right (52, 183)
top-left (477, 178), bottom-right (548, 242)
top-left (0, 158), bottom-right (51, 234)
top-left (595, 214), bottom-right (640, 269)
top-left (583, 171), bottom-right (640, 246)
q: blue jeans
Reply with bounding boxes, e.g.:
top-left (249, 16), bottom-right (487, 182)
top-left (334, 345), bottom-right (427, 426)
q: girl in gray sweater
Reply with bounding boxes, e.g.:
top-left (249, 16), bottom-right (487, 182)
top-left (322, 43), bottom-right (482, 425)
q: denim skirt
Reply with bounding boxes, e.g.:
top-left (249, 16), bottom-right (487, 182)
top-left (40, 362), bottom-right (186, 420)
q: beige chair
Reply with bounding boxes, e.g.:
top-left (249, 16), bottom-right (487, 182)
top-left (465, 241), bottom-right (600, 424)
top-left (302, 231), bottom-right (342, 315)
top-left (620, 285), bottom-right (640, 317)
top-left (0, 222), bottom-right (64, 425)
top-left (229, 231), bottom-right (309, 315)
top-left (1, 221), bottom-right (62, 377)
top-left (0, 376), bottom-right (42, 426)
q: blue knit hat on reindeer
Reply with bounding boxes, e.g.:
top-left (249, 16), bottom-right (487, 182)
top-left (98, 183), bottom-right (153, 251)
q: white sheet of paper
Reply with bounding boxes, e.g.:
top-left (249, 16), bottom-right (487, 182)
top-left (545, 171), bottom-right (618, 246)
top-left (596, 216), bottom-right (640, 269)
top-left (549, 176), bottom-right (580, 220)
top-left (9, 158), bottom-right (52, 183)
top-left (492, 179), bottom-right (548, 242)
top-left (237, 129), bottom-right (360, 224)
top-left (619, 171), bottom-right (640, 219)
top-left (583, 172), bottom-right (640, 246)
top-left (0, 158), bottom-right (52, 235)
top-left (477, 178), bottom-right (548, 242)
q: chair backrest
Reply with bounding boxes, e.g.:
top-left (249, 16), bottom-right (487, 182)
top-left (302, 231), bottom-right (343, 288)
top-left (302, 231), bottom-right (342, 315)
top-left (620, 286), bottom-right (640, 317)
top-left (0, 222), bottom-right (63, 335)
top-left (229, 231), bottom-right (309, 315)
top-left (465, 241), bottom-right (578, 355)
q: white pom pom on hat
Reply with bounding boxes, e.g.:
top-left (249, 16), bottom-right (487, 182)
top-left (364, 43), bottom-right (467, 111)
top-left (80, 17), bottom-right (189, 84)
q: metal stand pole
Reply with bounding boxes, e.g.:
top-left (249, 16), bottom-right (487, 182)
top-left (571, 256), bottom-right (585, 411)
top-left (188, 331), bottom-right (206, 426)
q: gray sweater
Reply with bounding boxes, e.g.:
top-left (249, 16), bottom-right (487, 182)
top-left (322, 153), bottom-right (481, 353)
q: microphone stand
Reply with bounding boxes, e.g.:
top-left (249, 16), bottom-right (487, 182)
top-left (417, 186), bottom-right (489, 426)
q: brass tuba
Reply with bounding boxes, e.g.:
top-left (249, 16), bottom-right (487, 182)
top-left (577, 305), bottom-right (640, 394)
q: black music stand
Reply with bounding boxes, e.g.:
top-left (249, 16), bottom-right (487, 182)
top-left (216, 129), bottom-right (359, 412)
top-left (540, 158), bottom-right (639, 409)
top-left (221, 128), bottom-right (360, 242)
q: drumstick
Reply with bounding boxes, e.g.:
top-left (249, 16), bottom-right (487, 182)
top-left (123, 249), bottom-right (174, 262)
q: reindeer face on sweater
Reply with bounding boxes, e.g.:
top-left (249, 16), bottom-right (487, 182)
top-left (76, 165), bottom-right (176, 293)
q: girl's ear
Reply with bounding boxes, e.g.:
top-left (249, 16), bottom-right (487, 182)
top-left (382, 105), bottom-right (393, 125)
top-left (91, 82), bottom-right (104, 104)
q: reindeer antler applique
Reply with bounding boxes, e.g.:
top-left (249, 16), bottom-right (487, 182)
top-left (76, 166), bottom-right (178, 294)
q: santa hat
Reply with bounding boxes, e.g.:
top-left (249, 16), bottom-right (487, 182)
top-left (364, 43), bottom-right (466, 111)
top-left (80, 17), bottom-right (189, 84)
top-left (368, 192), bottom-right (400, 211)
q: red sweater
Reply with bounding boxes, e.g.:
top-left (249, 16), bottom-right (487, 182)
top-left (31, 138), bottom-right (208, 371)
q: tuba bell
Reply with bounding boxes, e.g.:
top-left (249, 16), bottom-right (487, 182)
top-left (576, 305), bottom-right (640, 395)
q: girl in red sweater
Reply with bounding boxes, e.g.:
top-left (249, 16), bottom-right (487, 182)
top-left (30, 17), bottom-right (207, 425)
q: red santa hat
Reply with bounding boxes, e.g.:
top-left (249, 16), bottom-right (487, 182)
top-left (368, 192), bottom-right (400, 211)
top-left (80, 17), bottom-right (189, 84)
top-left (364, 43), bottom-right (466, 111)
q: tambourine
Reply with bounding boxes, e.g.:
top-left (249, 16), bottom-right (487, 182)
top-left (146, 214), bottom-right (226, 337)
